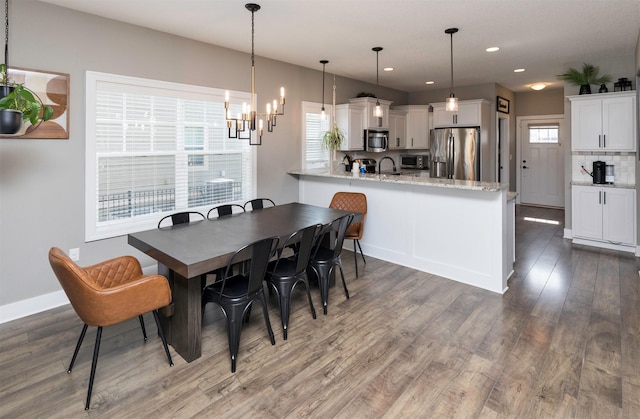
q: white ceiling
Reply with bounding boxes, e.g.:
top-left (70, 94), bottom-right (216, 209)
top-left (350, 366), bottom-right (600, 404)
top-left (38, 0), bottom-right (640, 92)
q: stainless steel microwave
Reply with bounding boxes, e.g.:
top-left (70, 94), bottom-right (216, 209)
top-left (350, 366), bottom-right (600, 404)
top-left (400, 154), bottom-right (429, 170)
top-left (364, 129), bottom-right (388, 152)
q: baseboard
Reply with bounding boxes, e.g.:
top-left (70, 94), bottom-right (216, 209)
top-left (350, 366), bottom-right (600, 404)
top-left (572, 237), bottom-right (636, 253)
top-left (0, 290), bottom-right (69, 324)
top-left (563, 228), bottom-right (572, 239)
top-left (0, 265), bottom-right (158, 324)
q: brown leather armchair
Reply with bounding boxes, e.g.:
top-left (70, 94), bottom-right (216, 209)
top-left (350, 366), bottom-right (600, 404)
top-left (48, 247), bottom-right (173, 410)
top-left (329, 192), bottom-right (367, 277)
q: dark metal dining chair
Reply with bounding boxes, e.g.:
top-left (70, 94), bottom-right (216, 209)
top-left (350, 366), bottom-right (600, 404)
top-left (201, 236), bottom-right (279, 373)
top-left (243, 198), bottom-right (275, 211)
top-left (157, 211), bottom-right (205, 228)
top-left (207, 204), bottom-right (245, 219)
top-left (308, 213), bottom-right (354, 315)
top-left (265, 223), bottom-right (320, 340)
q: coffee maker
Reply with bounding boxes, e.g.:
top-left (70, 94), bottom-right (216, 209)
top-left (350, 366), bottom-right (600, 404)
top-left (593, 161), bottom-right (606, 184)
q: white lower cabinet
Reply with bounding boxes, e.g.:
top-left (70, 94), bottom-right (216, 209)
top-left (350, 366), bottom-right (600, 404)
top-left (572, 185), bottom-right (636, 248)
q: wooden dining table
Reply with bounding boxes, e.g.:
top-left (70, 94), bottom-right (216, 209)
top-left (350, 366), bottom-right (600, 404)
top-left (127, 202), bottom-right (355, 362)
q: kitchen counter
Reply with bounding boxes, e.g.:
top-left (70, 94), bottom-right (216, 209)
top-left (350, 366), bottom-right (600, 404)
top-left (290, 168), bottom-right (513, 294)
top-left (289, 169), bottom-right (507, 192)
top-left (571, 181), bottom-right (636, 189)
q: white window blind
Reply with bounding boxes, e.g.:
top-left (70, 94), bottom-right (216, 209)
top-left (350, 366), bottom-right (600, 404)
top-left (86, 71), bottom-right (256, 241)
top-left (301, 101), bottom-right (331, 170)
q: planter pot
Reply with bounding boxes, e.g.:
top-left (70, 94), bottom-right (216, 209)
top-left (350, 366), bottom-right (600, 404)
top-left (0, 85), bottom-right (14, 99)
top-left (0, 109), bottom-right (24, 134)
top-left (579, 84), bottom-right (591, 95)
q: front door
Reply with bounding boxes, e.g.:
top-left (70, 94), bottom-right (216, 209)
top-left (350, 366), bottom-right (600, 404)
top-left (520, 117), bottom-right (565, 207)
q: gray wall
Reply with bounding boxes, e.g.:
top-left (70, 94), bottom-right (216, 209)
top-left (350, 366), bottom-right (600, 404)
top-left (0, 1), bottom-right (406, 308)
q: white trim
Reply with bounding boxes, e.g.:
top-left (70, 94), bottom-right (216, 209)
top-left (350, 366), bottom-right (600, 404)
top-left (0, 291), bottom-right (69, 324)
top-left (572, 237), bottom-right (636, 253)
top-left (0, 264), bottom-right (158, 323)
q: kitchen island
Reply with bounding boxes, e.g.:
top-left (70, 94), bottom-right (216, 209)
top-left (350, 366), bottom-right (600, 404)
top-left (289, 169), bottom-right (514, 294)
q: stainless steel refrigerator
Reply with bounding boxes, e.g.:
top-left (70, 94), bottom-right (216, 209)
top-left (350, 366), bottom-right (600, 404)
top-left (430, 127), bottom-right (480, 181)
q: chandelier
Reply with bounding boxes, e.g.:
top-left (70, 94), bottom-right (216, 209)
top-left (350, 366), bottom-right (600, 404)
top-left (224, 3), bottom-right (285, 145)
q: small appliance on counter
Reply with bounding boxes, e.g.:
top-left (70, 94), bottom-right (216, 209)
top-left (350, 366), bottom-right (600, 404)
top-left (360, 158), bottom-right (377, 173)
top-left (592, 161), bottom-right (606, 184)
top-left (401, 154), bottom-right (430, 170)
top-left (606, 164), bottom-right (615, 184)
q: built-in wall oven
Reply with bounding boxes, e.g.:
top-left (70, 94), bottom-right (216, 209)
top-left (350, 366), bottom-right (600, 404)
top-left (364, 129), bottom-right (388, 152)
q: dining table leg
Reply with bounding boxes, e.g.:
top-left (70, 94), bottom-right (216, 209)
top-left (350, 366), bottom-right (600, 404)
top-left (158, 265), bottom-right (202, 363)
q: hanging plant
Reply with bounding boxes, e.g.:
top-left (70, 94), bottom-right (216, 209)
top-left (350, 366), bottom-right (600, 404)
top-left (322, 123), bottom-right (344, 151)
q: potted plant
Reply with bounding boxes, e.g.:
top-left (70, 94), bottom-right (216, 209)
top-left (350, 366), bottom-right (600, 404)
top-left (556, 63), bottom-right (611, 95)
top-left (322, 123), bottom-right (344, 172)
top-left (0, 64), bottom-right (54, 135)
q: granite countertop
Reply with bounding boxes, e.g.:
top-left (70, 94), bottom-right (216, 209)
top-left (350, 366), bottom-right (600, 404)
top-left (571, 181), bottom-right (636, 189)
top-left (289, 169), bottom-right (508, 192)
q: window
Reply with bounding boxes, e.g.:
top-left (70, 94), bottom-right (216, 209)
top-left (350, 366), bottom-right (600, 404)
top-left (85, 71), bottom-right (256, 241)
top-left (301, 101), bottom-right (331, 170)
top-left (528, 124), bottom-right (559, 144)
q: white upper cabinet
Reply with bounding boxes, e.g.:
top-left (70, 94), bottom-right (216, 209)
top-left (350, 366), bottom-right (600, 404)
top-left (431, 99), bottom-right (489, 127)
top-left (335, 104), bottom-right (364, 151)
top-left (569, 91), bottom-right (636, 152)
top-left (348, 97), bottom-right (392, 129)
top-left (393, 105), bottom-right (429, 149)
top-left (388, 110), bottom-right (407, 149)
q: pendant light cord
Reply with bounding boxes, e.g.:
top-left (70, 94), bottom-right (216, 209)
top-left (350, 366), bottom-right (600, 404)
top-left (4, 0), bottom-right (8, 70)
top-left (449, 32), bottom-right (454, 94)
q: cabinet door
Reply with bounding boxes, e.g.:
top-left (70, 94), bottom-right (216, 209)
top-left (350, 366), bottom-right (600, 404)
top-left (571, 99), bottom-right (603, 151)
top-left (433, 105), bottom-right (453, 128)
top-left (571, 186), bottom-right (603, 240)
top-left (406, 107), bottom-right (429, 149)
top-left (455, 102), bottom-right (481, 126)
top-left (602, 95), bottom-right (635, 151)
top-left (336, 105), bottom-right (364, 151)
top-left (602, 188), bottom-right (636, 245)
top-left (388, 113), bottom-right (406, 149)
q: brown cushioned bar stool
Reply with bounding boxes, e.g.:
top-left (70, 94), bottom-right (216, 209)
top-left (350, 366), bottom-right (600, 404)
top-left (329, 192), bottom-right (367, 277)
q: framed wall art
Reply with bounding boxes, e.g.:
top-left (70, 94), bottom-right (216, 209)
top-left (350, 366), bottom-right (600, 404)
top-left (497, 96), bottom-right (510, 114)
top-left (1, 67), bottom-right (70, 139)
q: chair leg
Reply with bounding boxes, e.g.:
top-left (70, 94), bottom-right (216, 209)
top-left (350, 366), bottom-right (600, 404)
top-left (85, 326), bottom-right (103, 410)
top-left (225, 308), bottom-right (244, 373)
top-left (353, 241), bottom-right (358, 278)
top-left (138, 315), bottom-right (147, 341)
top-left (68, 324), bottom-right (88, 373)
top-left (356, 239), bottom-right (366, 265)
top-left (153, 310), bottom-right (174, 367)
top-left (258, 293), bottom-right (276, 346)
top-left (337, 263), bottom-right (350, 300)
top-left (303, 278), bottom-right (317, 320)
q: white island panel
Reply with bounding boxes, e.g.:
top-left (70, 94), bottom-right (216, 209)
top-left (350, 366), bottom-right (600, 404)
top-left (296, 172), bottom-right (510, 294)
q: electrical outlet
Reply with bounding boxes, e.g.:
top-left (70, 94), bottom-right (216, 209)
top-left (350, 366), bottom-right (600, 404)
top-left (69, 248), bottom-right (80, 261)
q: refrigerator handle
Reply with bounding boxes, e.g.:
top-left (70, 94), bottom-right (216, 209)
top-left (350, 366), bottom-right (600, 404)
top-left (448, 134), bottom-right (454, 179)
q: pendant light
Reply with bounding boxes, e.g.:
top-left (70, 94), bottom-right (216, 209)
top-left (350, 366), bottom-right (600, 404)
top-left (224, 3), bottom-right (285, 146)
top-left (372, 47), bottom-right (383, 127)
top-left (320, 60), bottom-right (328, 120)
top-left (445, 27), bottom-right (459, 112)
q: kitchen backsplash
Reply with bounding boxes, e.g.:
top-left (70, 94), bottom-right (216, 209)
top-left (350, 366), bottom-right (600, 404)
top-left (571, 153), bottom-right (636, 185)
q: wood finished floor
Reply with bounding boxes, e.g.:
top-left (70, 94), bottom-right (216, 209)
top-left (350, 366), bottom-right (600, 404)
top-left (1, 205), bottom-right (639, 418)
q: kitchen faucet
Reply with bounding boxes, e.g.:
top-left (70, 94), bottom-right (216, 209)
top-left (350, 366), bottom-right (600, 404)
top-left (378, 156), bottom-right (397, 174)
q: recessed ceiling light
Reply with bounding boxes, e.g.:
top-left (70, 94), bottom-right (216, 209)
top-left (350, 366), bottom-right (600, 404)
top-left (486, 47), bottom-right (499, 52)
top-left (531, 83), bottom-right (546, 91)
top-left (383, 67), bottom-right (394, 72)
top-left (514, 68), bottom-right (525, 73)
top-left (425, 81), bottom-right (435, 85)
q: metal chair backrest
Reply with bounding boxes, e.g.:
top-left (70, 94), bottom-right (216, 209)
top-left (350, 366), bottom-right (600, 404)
top-left (271, 223), bottom-right (321, 275)
top-left (157, 211), bottom-right (205, 228)
top-left (244, 198), bottom-right (275, 211)
top-left (312, 214), bottom-right (354, 260)
top-left (207, 204), bottom-right (245, 219)
top-left (218, 236), bottom-right (279, 296)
